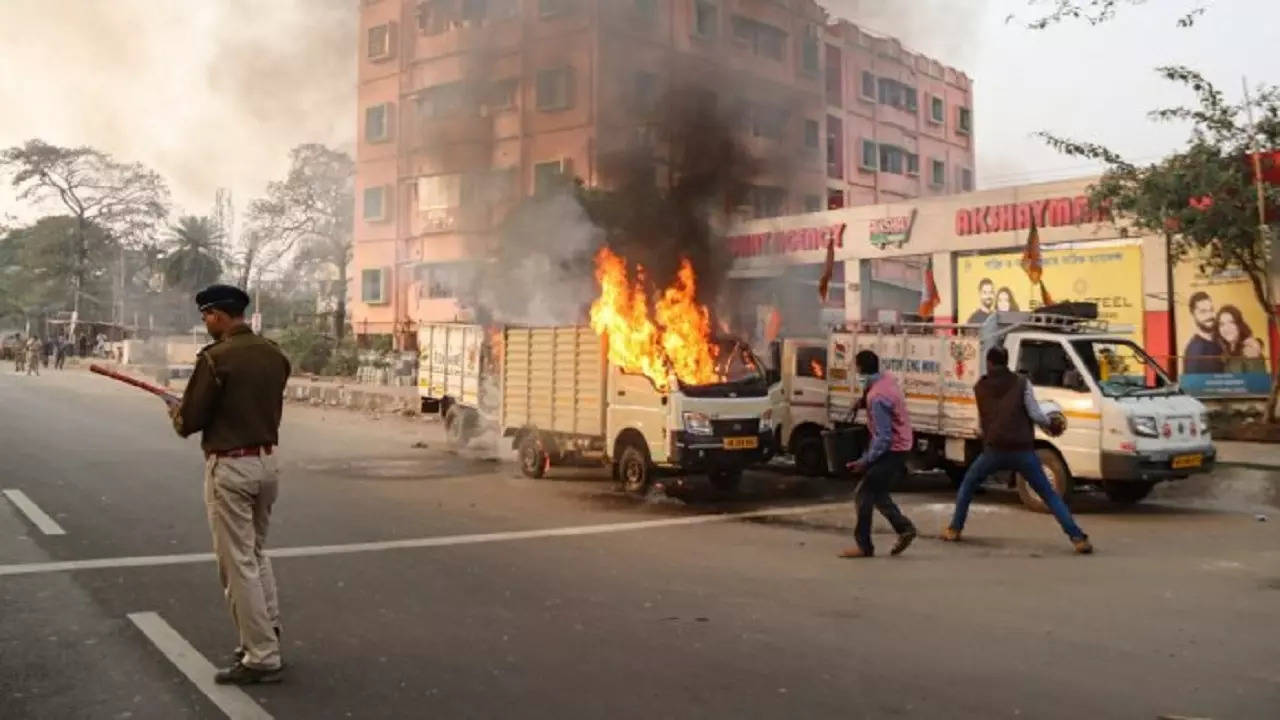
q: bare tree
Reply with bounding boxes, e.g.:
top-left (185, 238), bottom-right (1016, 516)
top-left (1, 139), bottom-right (169, 325)
top-left (249, 144), bottom-right (354, 338)
top-left (1018, 0), bottom-right (1208, 29)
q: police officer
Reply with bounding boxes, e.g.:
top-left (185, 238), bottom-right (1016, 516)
top-left (170, 284), bottom-right (291, 684)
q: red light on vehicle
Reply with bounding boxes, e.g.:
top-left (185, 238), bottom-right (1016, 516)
top-left (1161, 423), bottom-right (1173, 438)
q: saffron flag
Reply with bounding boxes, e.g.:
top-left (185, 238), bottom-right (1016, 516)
top-left (918, 256), bottom-right (940, 319)
top-left (1021, 219), bottom-right (1044, 284)
top-left (817, 237), bottom-right (835, 302)
top-left (764, 306), bottom-right (783, 343)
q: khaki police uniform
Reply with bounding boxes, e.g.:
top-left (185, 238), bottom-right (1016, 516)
top-left (172, 324), bottom-right (291, 670)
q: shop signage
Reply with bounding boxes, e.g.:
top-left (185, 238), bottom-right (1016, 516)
top-left (954, 195), bottom-right (1110, 236)
top-left (726, 223), bottom-right (846, 259)
top-left (869, 209), bottom-right (918, 250)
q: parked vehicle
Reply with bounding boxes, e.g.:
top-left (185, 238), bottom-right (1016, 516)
top-left (500, 325), bottom-right (777, 494)
top-left (416, 323), bottom-right (496, 447)
top-left (773, 308), bottom-right (1216, 509)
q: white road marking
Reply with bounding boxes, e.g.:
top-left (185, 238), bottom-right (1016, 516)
top-left (127, 611), bottom-right (273, 720)
top-left (0, 502), bottom-right (844, 577)
top-left (2, 489), bottom-right (67, 535)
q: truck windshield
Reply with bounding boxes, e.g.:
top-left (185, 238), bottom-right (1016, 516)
top-left (1070, 339), bottom-right (1174, 397)
top-left (677, 340), bottom-right (768, 397)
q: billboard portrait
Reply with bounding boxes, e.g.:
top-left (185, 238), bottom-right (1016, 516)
top-left (1174, 256), bottom-right (1271, 396)
top-left (955, 243), bottom-right (1145, 344)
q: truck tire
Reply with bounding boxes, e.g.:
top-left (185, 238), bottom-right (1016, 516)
top-left (615, 442), bottom-right (652, 495)
top-left (709, 468), bottom-right (743, 493)
top-left (1016, 448), bottom-right (1074, 513)
top-left (518, 433), bottom-right (549, 479)
top-left (793, 431), bottom-right (827, 478)
top-left (1104, 480), bottom-right (1155, 505)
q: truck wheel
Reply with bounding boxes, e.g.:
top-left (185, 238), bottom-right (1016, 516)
top-left (1104, 480), bottom-right (1155, 505)
top-left (518, 434), bottom-right (549, 479)
top-left (615, 442), bottom-right (651, 495)
top-left (793, 432), bottom-right (827, 477)
top-left (1016, 449), bottom-right (1074, 513)
top-left (709, 469), bottom-right (743, 493)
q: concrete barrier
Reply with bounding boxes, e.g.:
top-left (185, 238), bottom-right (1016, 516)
top-left (284, 379), bottom-right (421, 416)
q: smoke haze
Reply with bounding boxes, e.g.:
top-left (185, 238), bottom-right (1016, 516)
top-left (0, 0), bottom-right (356, 217)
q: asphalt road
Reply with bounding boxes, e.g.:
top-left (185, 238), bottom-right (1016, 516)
top-left (1, 368), bottom-right (1278, 719)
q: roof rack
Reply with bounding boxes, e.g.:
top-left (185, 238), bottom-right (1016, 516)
top-left (988, 311), bottom-right (1112, 335)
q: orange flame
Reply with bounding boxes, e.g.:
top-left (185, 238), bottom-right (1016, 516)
top-left (810, 358), bottom-right (825, 379)
top-left (588, 247), bottom-right (719, 391)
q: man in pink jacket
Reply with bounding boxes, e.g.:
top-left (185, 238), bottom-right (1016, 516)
top-left (840, 350), bottom-right (917, 558)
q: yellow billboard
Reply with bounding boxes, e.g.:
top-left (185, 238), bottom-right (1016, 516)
top-left (1174, 254), bottom-right (1271, 396)
top-left (955, 243), bottom-right (1144, 344)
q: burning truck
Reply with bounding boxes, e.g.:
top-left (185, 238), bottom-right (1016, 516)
top-left (499, 247), bottom-right (777, 494)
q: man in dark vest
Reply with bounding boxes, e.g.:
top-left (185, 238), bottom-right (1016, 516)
top-left (943, 345), bottom-right (1093, 554)
top-left (838, 350), bottom-right (917, 559)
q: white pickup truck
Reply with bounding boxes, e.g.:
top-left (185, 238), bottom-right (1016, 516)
top-left (772, 309), bottom-right (1216, 509)
top-left (500, 326), bottom-right (778, 494)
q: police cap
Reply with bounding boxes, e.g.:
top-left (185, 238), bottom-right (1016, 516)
top-left (195, 284), bottom-right (251, 315)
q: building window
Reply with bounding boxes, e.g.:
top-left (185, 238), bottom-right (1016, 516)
top-left (750, 186), bottom-right (786, 219)
top-left (418, 174), bottom-right (463, 210)
top-left (827, 188), bottom-right (844, 210)
top-left (878, 145), bottom-right (906, 174)
top-left (367, 23), bottom-right (395, 61)
top-left (416, 262), bottom-right (476, 299)
top-left (930, 159), bottom-right (946, 188)
top-left (958, 106), bottom-right (972, 134)
top-left (929, 95), bottom-right (945, 124)
top-left (365, 103), bottom-right (391, 143)
top-left (361, 268), bottom-right (387, 305)
top-left (633, 0), bottom-right (656, 23)
top-left (804, 119), bottom-right (820, 150)
top-left (539, 0), bottom-right (573, 19)
top-left (417, 0), bottom-right (453, 35)
top-left (486, 79), bottom-right (518, 111)
top-left (876, 78), bottom-right (918, 111)
top-left (693, 1), bottom-right (717, 38)
top-left (415, 83), bottom-right (464, 119)
top-left (536, 68), bottom-right (574, 111)
top-left (631, 71), bottom-right (658, 114)
top-left (731, 16), bottom-right (786, 61)
top-left (826, 115), bottom-right (843, 179)
top-left (804, 194), bottom-right (823, 213)
top-left (959, 167), bottom-right (974, 192)
top-left (860, 139), bottom-right (878, 171)
top-left (860, 71), bottom-right (876, 101)
top-left (534, 160), bottom-right (568, 195)
top-left (363, 186), bottom-right (388, 222)
top-left (801, 26), bottom-right (820, 75)
top-left (906, 153), bottom-right (920, 176)
top-left (740, 101), bottom-right (787, 140)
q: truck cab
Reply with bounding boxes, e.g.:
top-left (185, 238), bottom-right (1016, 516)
top-left (769, 337), bottom-right (832, 476)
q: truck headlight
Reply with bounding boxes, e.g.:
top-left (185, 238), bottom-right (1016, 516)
top-left (683, 411), bottom-right (714, 436)
top-left (1198, 413), bottom-right (1210, 437)
top-left (1129, 415), bottom-right (1159, 438)
top-left (760, 408), bottom-right (774, 431)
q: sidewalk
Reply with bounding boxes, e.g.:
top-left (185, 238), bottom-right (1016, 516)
top-left (1214, 440), bottom-right (1280, 470)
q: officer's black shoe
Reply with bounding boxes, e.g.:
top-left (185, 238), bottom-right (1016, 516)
top-left (214, 661), bottom-right (283, 685)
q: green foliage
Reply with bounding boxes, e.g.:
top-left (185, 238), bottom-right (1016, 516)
top-left (276, 325), bottom-right (336, 375)
top-left (0, 216), bottom-right (114, 318)
top-left (164, 215), bottom-right (224, 291)
top-left (324, 335), bottom-right (359, 376)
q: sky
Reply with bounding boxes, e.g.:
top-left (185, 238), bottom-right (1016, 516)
top-left (1, 0), bottom-right (1278, 225)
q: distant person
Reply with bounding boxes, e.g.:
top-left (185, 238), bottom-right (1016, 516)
top-left (42, 338), bottom-right (54, 368)
top-left (1183, 292), bottom-right (1224, 374)
top-left (838, 350), bottom-right (917, 559)
top-left (966, 278), bottom-right (996, 324)
top-left (943, 346), bottom-right (1092, 554)
top-left (54, 339), bottom-right (69, 370)
top-left (25, 337), bottom-right (41, 376)
top-left (1216, 304), bottom-right (1266, 374)
top-left (995, 286), bottom-right (1019, 313)
top-left (170, 284), bottom-right (290, 685)
top-left (13, 335), bottom-right (25, 373)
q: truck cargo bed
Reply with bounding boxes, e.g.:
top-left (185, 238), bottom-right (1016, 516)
top-left (501, 326), bottom-right (607, 438)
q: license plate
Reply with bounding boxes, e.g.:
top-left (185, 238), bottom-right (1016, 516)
top-left (1171, 454), bottom-right (1203, 469)
top-left (723, 436), bottom-right (758, 450)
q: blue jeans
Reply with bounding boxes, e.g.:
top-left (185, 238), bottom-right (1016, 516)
top-left (950, 449), bottom-right (1086, 540)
